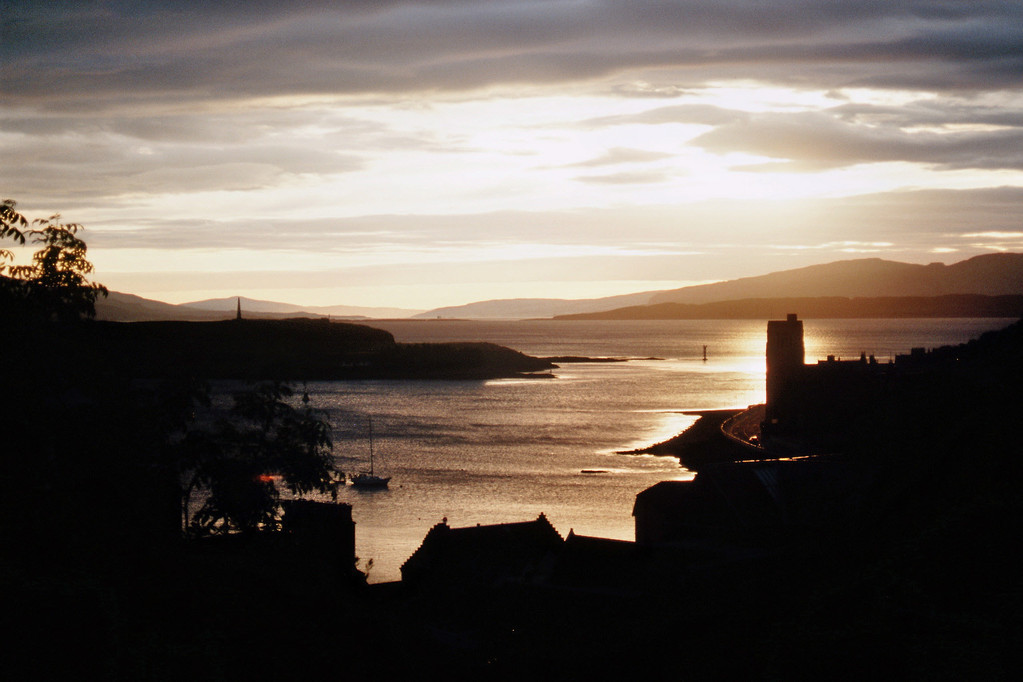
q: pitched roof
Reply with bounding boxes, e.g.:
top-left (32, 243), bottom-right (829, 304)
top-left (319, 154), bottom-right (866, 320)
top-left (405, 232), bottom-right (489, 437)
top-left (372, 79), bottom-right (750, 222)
top-left (400, 513), bottom-right (563, 588)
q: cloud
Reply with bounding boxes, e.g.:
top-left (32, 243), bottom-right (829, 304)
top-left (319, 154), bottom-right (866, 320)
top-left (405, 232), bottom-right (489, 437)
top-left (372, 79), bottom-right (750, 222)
top-left (6, 2), bottom-right (1021, 193)
top-left (565, 147), bottom-right (676, 168)
top-left (73, 186), bottom-right (1023, 253)
top-left (832, 100), bottom-right (1023, 130)
top-left (575, 170), bottom-right (675, 185)
top-left (692, 109), bottom-right (1023, 171)
top-left (87, 186), bottom-right (1023, 306)
top-left (581, 104), bottom-right (749, 128)
top-left (4, 1), bottom-right (1021, 111)
top-left (3, 2), bottom-right (1021, 308)
top-left (3, 128), bottom-right (364, 201)
top-left (962, 232), bottom-right (1023, 239)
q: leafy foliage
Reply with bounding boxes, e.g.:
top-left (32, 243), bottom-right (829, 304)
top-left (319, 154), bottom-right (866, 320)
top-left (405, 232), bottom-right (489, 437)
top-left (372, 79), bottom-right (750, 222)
top-left (0, 199), bottom-right (28, 253)
top-left (181, 381), bottom-right (341, 535)
top-left (1, 198), bottom-right (108, 324)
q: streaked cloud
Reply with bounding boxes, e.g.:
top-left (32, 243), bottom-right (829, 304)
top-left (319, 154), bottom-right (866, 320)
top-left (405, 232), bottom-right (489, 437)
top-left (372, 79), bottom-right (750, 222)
top-left (693, 107), bottom-right (1023, 171)
top-left (566, 147), bottom-right (677, 168)
top-left (576, 170), bottom-right (675, 185)
top-left (962, 232), bottom-right (1023, 240)
top-left (6, 2), bottom-right (1022, 106)
top-left (2, 1), bottom-right (1022, 309)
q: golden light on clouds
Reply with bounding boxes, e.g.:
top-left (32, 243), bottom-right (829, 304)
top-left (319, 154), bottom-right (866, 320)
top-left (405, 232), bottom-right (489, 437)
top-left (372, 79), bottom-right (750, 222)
top-left (963, 232), bottom-right (1023, 240)
top-left (697, 82), bottom-right (843, 112)
top-left (3, 2), bottom-right (1022, 311)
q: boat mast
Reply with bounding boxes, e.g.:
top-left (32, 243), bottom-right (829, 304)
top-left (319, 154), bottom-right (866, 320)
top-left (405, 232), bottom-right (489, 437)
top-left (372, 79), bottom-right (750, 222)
top-left (368, 416), bottom-right (374, 475)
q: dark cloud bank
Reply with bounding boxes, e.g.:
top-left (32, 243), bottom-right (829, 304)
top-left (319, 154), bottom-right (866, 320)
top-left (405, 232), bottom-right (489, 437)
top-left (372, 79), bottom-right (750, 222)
top-left (4, 1), bottom-right (1021, 107)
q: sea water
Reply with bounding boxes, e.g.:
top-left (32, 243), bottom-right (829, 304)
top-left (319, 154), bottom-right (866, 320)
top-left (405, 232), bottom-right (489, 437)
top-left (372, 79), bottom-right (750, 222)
top-left (303, 318), bottom-right (1010, 582)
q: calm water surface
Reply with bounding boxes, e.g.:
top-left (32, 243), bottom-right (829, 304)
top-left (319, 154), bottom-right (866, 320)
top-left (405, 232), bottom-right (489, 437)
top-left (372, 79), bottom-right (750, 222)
top-left (302, 318), bottom-right (1009, 582)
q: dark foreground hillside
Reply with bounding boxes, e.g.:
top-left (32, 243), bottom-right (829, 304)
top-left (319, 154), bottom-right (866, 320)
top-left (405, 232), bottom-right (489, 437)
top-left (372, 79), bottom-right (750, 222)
top-left (5, 318), bottom-right (1021, 680)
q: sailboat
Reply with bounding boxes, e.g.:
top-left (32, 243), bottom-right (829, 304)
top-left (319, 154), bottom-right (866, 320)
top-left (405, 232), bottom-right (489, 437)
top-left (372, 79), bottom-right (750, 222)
top-left (350, 416), bottom-right (390, 488)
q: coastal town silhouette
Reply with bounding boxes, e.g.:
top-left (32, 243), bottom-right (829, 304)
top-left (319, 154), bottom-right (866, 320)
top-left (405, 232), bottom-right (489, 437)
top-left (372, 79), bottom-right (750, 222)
top-left (4, 199), bottom-right (1021, 678)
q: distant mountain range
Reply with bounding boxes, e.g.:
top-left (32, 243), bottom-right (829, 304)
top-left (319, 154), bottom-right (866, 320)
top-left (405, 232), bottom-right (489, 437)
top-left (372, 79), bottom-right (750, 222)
top-left (180, 296), bottom-right (421, 320)
top-left (413, 253), bottom-right (1023, 319)
top-left (410, 292), bottom-right (658, 320)
top-left (95, 253), bottom-right (1023, 321)
top-left (553, 295), bottom-right (1023, 321)
top-left (647, 253), bottom-right (1023, 305)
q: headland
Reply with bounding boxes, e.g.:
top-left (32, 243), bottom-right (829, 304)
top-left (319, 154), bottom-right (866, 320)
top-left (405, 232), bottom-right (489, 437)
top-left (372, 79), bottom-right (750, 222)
top-left (76, 317), bottom-right (558, 380)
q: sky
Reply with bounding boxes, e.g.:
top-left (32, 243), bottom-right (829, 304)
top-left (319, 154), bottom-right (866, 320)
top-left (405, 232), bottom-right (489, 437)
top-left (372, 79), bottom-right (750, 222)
top-left (3, 1), bottom-right (1022, 312)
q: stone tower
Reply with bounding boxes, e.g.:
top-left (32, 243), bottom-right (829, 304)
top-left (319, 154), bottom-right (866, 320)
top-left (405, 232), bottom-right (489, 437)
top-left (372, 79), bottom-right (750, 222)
top-left (765, 313), bottom-right (805, 432)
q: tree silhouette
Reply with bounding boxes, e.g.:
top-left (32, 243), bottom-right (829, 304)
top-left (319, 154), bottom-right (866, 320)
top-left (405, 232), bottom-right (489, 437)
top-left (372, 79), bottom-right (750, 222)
top-left (1, 199), bottom-right (108, 324)
top-left (0, 199), bottom-right (28, 253)
top-left (182, 381), bottom-right (341, 535)
top-left (3, 200), bottom-right (341, 541)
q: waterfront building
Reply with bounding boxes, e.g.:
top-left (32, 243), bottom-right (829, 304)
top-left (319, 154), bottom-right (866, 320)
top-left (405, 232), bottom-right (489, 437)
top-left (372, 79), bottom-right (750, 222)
top-left (764, 313), bottom-right (805, 434)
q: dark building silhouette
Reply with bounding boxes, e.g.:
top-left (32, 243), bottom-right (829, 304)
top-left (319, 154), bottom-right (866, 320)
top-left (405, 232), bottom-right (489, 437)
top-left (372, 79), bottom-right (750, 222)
top-left (761, 312), bottom-right (931, 447)
top-left (633, 459), bottom-right (880, 548)
top-left (760, 311), bottom-right (1022, 453)
top-left (634, 312), bottom-right (958, 550)
top-left (763, 312), bottom-right (897, 443)
top-left (400, 514), bottom-right (563, 592)
top-left (764, 313), bottom-right (805, 433)
top-left (281, 499), bottom-right (358, 582)
top-left (549, 531), bottom-right (642, 588)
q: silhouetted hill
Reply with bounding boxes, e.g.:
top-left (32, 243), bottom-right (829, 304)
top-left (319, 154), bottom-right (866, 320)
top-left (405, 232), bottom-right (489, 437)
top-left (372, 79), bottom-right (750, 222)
top-left (649, 253), bottom-right (1023, 304)
top-left (79, 318), bottom-right (553, 380)
top-left (554, 294), bottom-right (1023, 320)
top-left (95, 291), bottom-right (231, 321)
top-left (182, 296), bottom-right (421, 319)
top-left (95, 291), bottom-right (328, 322)
top-left (94, 292), bottom-right (422, 321)
top-left (411, 292), bottom-right (657, 320)
top-left (415, 253), bottom-right (1023, 319)
top-left (96, 253), bottom-right (1023, 321)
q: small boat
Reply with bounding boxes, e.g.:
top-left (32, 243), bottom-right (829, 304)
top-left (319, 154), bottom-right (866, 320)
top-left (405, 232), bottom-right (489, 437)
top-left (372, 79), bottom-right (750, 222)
top-left (350, 471), bottom-right (390, 488)
top-left (351, 417), bottom-right (390, 489)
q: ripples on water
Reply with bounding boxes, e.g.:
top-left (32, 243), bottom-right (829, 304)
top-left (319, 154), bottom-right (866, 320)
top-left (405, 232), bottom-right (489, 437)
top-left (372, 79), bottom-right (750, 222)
top-left (298, 318), bottom-right (1009, 582)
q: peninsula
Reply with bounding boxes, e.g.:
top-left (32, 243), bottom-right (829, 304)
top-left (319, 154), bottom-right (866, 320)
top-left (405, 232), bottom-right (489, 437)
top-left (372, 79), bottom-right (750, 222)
top-left (73, 317), bottom-right (557, 380)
